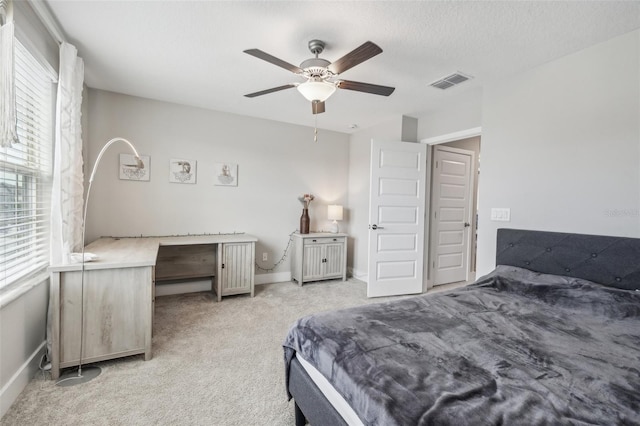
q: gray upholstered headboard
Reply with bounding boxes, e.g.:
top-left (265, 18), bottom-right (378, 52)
top-left (496, 228), bottom-right (640, 291)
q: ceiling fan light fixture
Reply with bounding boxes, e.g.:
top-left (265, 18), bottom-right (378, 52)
top-left (244, 40), bottom-right (394, 115)
top-left (297, 80), bottom-right (336, 102)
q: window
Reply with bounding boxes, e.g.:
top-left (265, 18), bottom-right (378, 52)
top-left (0, 39), bottom-right (54, 289)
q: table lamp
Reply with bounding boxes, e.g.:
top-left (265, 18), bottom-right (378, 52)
top-left (327, 205), bottom-right (343, 234)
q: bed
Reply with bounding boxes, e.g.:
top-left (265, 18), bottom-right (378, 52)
top-left (283, 228), bottom-right (640, 425)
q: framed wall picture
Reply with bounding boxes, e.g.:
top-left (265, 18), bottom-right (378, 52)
top-left (169, 158), bottom-right (197, 184)
top-left (214, 162), bottom-right (238, 186)
top-left (119, 154), bottom-right (150, 181)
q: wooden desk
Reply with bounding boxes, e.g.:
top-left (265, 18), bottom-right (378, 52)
top-left (48, 234), bottom-right (257, 379)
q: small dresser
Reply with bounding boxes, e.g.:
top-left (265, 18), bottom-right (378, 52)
top-left (291, 233), bottom-right (347, 285)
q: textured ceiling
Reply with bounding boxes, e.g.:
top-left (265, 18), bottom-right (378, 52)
top-left (44, 0), bottom-right (640, 134)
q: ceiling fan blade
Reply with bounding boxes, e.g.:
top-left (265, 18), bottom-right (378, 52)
top-left (244, 84), bottom-right (296, 98)
top-left (327, 41), bottom-right (383, 75)
top-left (244, 49), bottom-right (303, 74)
top-left (312, 101), bottom-right (325, 115)
top-left (338, 80), bottom-right (395, 96)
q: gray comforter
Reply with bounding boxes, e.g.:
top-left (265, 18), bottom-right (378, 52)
top-left (283, 266), bottom-right (640, 425)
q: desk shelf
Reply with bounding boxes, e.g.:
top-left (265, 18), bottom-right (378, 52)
top-left (155, 244), bottom-right (216, 282)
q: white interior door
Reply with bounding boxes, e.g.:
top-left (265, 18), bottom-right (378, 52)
top-left (368, 140), bottom-right (427, 297)
top-left (430, 146), bottom-right (474, 286)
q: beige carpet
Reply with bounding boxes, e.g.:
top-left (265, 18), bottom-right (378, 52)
top-left (2, 279), bottom-right (413, 426)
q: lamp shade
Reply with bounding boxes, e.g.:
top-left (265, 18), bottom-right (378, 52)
top-left (297, 80), bottom-right (336, 102)
top-left (327, 204), bottom-right (343, 221)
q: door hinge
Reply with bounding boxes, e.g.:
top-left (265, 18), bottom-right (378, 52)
top-left (432, 261), bottom-right (435, 268)
top-left (435, 161), bottom-right (438, 168)
top-left (222, 263), bottom-right (225, 269)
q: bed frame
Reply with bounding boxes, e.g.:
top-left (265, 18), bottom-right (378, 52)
top-left (288, 228), bottom-right (640, 425)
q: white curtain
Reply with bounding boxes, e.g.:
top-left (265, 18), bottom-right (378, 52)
top-left (50, 43), bottom-right (85, 265)
top-left (0, 16), bottom-right (19, 148)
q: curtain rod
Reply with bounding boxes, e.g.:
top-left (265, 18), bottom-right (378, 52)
top-left (28, 0), bottom-right (66, 44)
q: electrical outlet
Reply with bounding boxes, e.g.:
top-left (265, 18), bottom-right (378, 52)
top-left (262, 252), bottom-right (268, 261)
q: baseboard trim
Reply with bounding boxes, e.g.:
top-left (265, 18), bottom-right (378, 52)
top-left (1, 341), bottom-right (46, 419)
top-left (351, 269), bottom-right (368, 283)
top-left (255, 271), bottom-right (291, 285)
top-left (155, 280), bottom-right (212, 297)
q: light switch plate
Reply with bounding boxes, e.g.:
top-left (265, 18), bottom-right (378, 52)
top-left (491, 208), bottom-right (511, 221)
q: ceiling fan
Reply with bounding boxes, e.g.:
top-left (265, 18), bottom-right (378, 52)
top-left (243, 40), bottom-right (395, 114)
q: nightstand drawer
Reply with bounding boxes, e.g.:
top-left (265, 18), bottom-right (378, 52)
top-left (303, 237), bottom-right (345, 245)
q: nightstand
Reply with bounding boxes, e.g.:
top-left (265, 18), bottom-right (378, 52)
top-left (291, 233), bottom-right (347, 285)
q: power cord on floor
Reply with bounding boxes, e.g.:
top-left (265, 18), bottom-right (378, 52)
top-left (38, 353), bottom-right (51, 387)
top-left (255, 230), bottom-right (297, 272)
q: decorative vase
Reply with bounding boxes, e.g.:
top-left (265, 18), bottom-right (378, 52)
top-left (300, 208), bottom-right (310, 234)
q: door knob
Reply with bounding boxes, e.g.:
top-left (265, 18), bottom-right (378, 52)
top-left (464, 222), bottom-right (470, 227)
top-left (370, 224), bottom-right (384, 230)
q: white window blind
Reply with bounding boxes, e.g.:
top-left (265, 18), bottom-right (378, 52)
top-left (1, 39), bottom-right (54, 289)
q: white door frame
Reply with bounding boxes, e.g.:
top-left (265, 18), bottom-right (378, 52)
top-left (420, 127), bottom-right (481, 290)
top-left (421, 127), bottom-right (482, 145)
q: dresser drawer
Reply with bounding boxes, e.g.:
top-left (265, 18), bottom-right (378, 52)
top-left (303, 236), bottom-right (345, 245)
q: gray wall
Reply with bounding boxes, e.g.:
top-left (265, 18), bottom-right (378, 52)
top-left (476, 29), bottom-right (640, 275)
top-left (85, 89), bottom-right (350, 283)
top-left (417, 87), bottom-right (482, 141)
top-left (0, 281), bottom-right (49, 417)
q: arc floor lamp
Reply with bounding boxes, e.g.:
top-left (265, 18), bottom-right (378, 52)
top-left (56, 137), bottom-right (143, 386)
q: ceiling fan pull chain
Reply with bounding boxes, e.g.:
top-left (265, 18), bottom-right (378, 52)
top-left (314, 107), bottom-right (318, 142)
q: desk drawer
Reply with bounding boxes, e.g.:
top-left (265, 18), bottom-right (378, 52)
top-left (304, 237), bottom-right (345, 245)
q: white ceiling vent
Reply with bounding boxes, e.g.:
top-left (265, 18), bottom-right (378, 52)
top-left (429, 72), bottom-right (473, 90)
